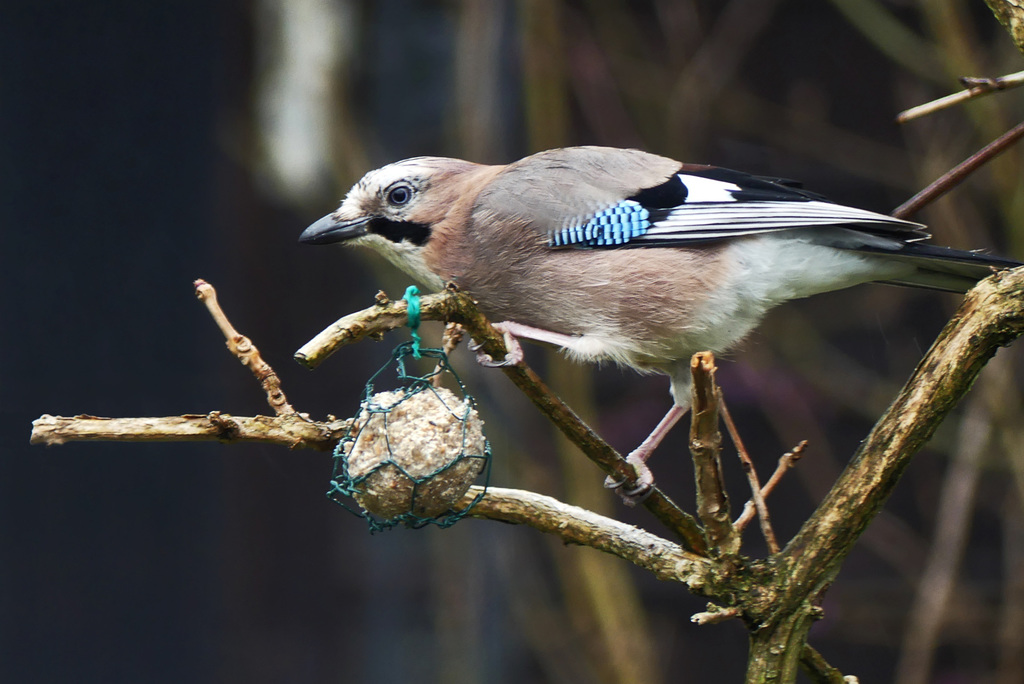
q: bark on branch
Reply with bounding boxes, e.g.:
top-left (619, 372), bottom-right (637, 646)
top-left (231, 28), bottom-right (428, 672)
top-left (688, 352), bottom-right (739, 555)
top-left (31, 413), bottom-right (349, 451)
top-left (458, 486), bottom-right (714, 588)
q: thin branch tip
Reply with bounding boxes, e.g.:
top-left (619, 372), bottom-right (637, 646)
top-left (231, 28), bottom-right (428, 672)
top-left (195, 278), bottom-right (296, 415)
top-left (721, 396), bottom-right (779, 552)
top-left (691, 605), bottom-right (741, 625)
top-left (896, 70), bottom-right (1024, 123)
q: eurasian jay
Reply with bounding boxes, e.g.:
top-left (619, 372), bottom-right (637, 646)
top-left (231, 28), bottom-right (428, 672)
top-left (300, 146), bottom-right (1020, 496)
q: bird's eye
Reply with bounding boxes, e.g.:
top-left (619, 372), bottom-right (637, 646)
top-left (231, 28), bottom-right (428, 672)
top-left (386, 184), bottom-right (412, 206)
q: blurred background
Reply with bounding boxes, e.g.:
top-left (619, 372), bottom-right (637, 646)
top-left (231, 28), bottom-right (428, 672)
top-left (3, 1), bottom-right (1024, 682)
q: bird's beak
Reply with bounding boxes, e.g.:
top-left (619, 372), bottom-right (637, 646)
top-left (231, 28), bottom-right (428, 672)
top-left (298, 213), bottom-right (372, 245)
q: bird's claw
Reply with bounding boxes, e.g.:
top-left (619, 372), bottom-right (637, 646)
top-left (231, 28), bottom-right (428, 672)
top-left (470, 323), bottom-right (525, 368)
top-left (603, 453), bottom-right (655, 506)
top-left (474, 351), bottom-right (519, 368)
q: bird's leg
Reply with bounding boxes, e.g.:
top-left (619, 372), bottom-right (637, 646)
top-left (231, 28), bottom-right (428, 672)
top-left (471, 321), bottom-right (580, 367)
top-left (604, 404), bottom-right (689, 504)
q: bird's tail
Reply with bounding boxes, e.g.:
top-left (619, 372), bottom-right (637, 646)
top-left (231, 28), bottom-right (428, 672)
top-left (864, 242), bottom-right (1022, 293)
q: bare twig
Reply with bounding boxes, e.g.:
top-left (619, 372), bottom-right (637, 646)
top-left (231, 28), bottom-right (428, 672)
top-left (735, 441), bottom-right (808, 531)
top-left (691, 604), bottom-right (741, 625)
top-left (720, 396), bottom-right (779, 553)
top-left (895, 70), bottom-right (1024, 123)
top-left (296, 288), bottom-right (708, 554)
top-left (30, 412), bottom-right (349, 450)
top-left (689, 352), bottom-right (738, 555)
top-left (892, 120), bottom-right (1024, 219)
top-left (195, 279), bottom-right (296, 416)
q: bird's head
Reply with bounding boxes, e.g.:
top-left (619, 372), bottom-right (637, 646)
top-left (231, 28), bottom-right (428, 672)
top-left (300, 156), bottom-right (485, 288)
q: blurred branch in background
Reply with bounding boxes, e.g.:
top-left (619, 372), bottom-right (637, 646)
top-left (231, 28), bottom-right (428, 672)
top-left (254, 0), bottom-right (362, 205)
top-left (454, 0), bottom-right (506, 162)
top-left (897, 69), bottom-right (1024, 122)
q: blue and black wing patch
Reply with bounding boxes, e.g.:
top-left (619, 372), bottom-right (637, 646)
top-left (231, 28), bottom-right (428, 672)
top-left (550, 200), bottom-right (651, 247)
top-left (547, 167), bottom-right (926, 249)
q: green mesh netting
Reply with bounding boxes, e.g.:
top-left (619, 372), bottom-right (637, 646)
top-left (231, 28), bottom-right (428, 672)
top-left (327, 342), bottom-right (491, 532)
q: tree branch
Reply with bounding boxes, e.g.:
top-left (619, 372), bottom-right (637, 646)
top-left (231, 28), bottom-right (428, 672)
top-left (688, 352), bottom-right (738, 555)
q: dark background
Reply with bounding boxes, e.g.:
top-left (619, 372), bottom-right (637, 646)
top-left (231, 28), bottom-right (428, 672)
top-left (3, 1), bottom-right (1023, 682)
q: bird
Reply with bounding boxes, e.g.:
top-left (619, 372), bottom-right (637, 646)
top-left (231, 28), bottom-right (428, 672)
top-left (300, 145), bottom-right (1020, 498)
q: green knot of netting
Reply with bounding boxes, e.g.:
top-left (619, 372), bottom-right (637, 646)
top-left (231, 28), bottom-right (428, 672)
top-left (327, 342), bottom-right (491, 532)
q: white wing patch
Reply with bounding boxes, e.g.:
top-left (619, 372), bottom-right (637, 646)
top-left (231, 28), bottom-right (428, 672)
top-left (677, 174), bottom-right (741, 202)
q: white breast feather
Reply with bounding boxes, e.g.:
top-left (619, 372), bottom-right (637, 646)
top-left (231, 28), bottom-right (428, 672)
top-left (354, 233), bottom-right (447, 291)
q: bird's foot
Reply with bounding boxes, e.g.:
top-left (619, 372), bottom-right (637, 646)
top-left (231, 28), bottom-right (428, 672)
top-left (470, 322), bottom-right (525, 367)
top-left (602, 404), bottom-right (688, 506)
top-left (604, 450), bottom-right (656, 506)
